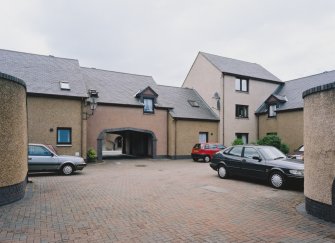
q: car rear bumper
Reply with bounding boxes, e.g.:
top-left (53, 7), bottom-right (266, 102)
top-left (191, 153), bottom-right (206, 160)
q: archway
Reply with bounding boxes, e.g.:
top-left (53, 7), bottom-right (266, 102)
top-left (97, 127), bottom-right (157, 161)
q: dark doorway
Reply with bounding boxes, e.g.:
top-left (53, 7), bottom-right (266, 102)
top-left (97, 128), bottom-right (157, 161)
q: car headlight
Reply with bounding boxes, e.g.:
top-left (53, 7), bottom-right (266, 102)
top-left (289, 169), bottom-right (304, 176)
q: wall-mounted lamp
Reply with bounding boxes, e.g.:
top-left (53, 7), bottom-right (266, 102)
top-left (83, 89), bottom-right (99, 120)
top-left (212, 92), bottom-right (220, 110)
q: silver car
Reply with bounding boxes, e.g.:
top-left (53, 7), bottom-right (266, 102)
top-left (28, 143), bottom-right (86, 175)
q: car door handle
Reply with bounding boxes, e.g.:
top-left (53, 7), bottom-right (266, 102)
top-left (28, 158), bottom-right (32, 160)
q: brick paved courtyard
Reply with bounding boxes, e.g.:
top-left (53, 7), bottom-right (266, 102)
top-left (0, 159), bottom-right (334, 242)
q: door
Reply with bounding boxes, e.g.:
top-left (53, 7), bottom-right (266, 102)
top-left (241, 147), bottom-right (266, 179)
top-left (224, 146), bottom-right (244, 174)
top-left (28, 145), bottom-right (59, 171)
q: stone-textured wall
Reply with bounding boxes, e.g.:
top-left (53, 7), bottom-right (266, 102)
top-left (0, 73), bottom-right (28, 205)
top-left (303, 82), bottom-right (335, 222)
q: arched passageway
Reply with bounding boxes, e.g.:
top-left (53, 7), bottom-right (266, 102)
top-left (97, 127), bottom-right (157, 161)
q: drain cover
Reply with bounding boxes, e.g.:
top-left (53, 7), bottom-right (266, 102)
top-left (135, 165), bottom-right (147, 167)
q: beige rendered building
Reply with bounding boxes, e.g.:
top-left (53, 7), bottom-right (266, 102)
top-left (256, 70), bottom-right (335, 152)
top-left (0, 49), bottom-right (88, 157)
top-left (0, 49), bottom-right (219, 160)
top-left (81, 67), bottom-right (219, 160)
top-left (183, 52), bottom-right (282, 146)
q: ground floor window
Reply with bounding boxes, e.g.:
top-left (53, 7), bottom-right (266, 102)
top-left (199, 132), bottom-right (208, 143)
top-left (236, 133), bottom-right (248, 144)
top-left (57, 127), bottom-right (72, 145)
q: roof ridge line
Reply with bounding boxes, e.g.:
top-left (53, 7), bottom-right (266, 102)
top-left (285, 70), bottom-right (335, 82)
top-left (200, 51), bottom-right (260, 66)
top-left (0, 48), bottom-right (78, 61)
top-left (158, 84), bottom-right (192, 89)
top-left (80, 66), bottom-right (153, 78)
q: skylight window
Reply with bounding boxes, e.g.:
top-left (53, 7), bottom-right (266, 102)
top-left (60, 81), bottom-right (70, 90)
top-left (188, 100), bottom-right (200, 107)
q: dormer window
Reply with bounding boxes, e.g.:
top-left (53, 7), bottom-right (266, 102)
top-left (143, 98), bottom-right (154, 113)
top-left (60, 81), bottom-right (70, 90)
top-left (268, 104), bottom-right (278, 117)
top-left (188, 100), bottom-right (200, 107)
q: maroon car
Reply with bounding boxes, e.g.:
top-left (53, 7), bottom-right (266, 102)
top-left (191, 143), bottom-right (226, 162)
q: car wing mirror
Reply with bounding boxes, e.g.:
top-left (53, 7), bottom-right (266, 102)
top-left (252, 156), bottom-right (262, 162)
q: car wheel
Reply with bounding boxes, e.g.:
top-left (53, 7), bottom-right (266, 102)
top-left (61, 164), bottom-right (74, 175)
top-left (269, 171), bottom-right (285, 189)
top-left (204, 155), bottom-right (210, 162)
top-left (218, 165), bottom-right (228, 179)
top-left (193, 158), bottom-right (199, 162)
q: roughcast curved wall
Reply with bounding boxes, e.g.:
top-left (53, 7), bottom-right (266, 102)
top-left (0, 72), bottom-right (28, 206)
top-left (303, 82), bottom-right (335, 222)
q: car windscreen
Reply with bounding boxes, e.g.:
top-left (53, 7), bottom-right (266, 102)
top-left (259, 147), bottom-right (286, 160)
top-left (193, 144), bottom-right (201, 149)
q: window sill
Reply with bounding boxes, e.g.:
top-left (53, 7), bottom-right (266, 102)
top-left (235, 90), bottom-right (249, 94)
top-left (267, 116), bottom-right (277, 119)
top-left (235, 117), bottom-right (249, 120)
top-left (56, 144), bottom-right (72, 147)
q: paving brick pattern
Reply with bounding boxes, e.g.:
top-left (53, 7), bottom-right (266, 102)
top-left (0, 159), bottom-right (334, 242)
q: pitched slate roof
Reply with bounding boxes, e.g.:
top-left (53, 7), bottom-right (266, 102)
top-left (0, 49), bottom-right (87, 98)
top-left (157, 85), bottom-right (219, 121)
top-left (200, 52), bottom-right (282, 82)
top-left (81, 67), bottom-right (167, 106)
top-left (256, 70), bottom-right (335, 113)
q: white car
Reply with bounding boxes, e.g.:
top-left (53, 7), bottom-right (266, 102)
top-left (28, 143), bottom-right (86, 175)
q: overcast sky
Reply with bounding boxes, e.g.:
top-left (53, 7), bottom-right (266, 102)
top-left (1, 0), bottom-right (335, 86)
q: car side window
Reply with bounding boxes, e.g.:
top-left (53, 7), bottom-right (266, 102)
top-left (218, 145), bottom-right (225, 150)
top-left (28, 146), bottom-right (52, 156)
top-left (205, 144), bottom-right (210, 149)
top-left (228, 147), bottom-right (243, 157)
top-left (243, 147), bottom-right (260, 159)
top-left (210, 144), bottom-right (217, 149)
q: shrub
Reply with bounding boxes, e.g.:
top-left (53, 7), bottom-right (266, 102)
top-left (280, 143), bottom-right (289, 154)
top-left (87, 148), bottom-right (97, 159)
top-left (257, 135), bottom-right (289, 154)
top-left (232, 138), bottom-right (244, 145)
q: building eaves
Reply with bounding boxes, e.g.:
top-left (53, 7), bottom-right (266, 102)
top-left (200, 51), bottom-right (282, 83)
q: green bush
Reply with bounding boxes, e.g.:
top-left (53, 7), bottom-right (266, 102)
top-left (280, 143), bottom-right (289, 154)
top-left (232, 138), bottom-right (244, 145)
top-left (87, 148), bottom-right (97, 159)
top-left (257, 135), bottom-right (289, 154)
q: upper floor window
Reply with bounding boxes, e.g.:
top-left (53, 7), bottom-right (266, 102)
top-left (235, 105), bottom-right (249, 118)
top-left (268, 104), bottom-right (277, 117)
top-left (143, 98), bottom-right (154, 113)
top-left (235, 78), bottom-right (249, 92)
top-left (57, 127), bottom-right (72, 145)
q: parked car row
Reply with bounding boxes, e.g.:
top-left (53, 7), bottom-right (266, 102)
top-left (209, 145), bottom-right (304, 189)
top-left (28, 143), bottom-right (86, 175)
top-left (191, 143), bottom-right (226, 162)
top-left (191, 142), bottom-right (304, 189)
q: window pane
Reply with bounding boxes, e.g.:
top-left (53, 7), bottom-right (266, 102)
top-left (229, 146), bottom-right (243, 156)
top-left (244, 148), bottom-right (259, 159)
top-left (269, 105), bottom-right (276, 117)
top-left (235, 79), bottom-right (241, 90)
top-left (28, 145), bottom-right (50, 156)
top-left (241, 79), bottom-right (248, 91)
top-left (57, 128), bottom-right (71, 144)
top-left (144, 98), bottom-right (153, 112)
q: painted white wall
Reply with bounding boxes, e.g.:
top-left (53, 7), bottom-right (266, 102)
top-left (223, 75), bottom-right (279, 145)
top-left (183, 53), bottom-right (224, 143)
top-left (183, 52), bottom-right (280, 146)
